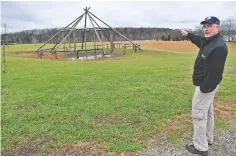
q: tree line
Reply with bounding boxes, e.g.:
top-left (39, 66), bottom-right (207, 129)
top-left (1, 15), bottom-right (235, 44)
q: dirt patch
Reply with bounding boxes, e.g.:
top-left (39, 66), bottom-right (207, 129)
top-left (1, 135), bottom-right (57, 156)
top-left (161, 99), bottom-right (236, 135)
top-left (144, 99), bottom-right (236, 155)
top-left (146, 99), bottom-right (236, 149)
top-left (14, 51), bottom-right (69, 60)
top-left (227, 43), bottom-right (236, 56)
top-left (136, 41), bottom-right (199, 53)
top-left (49, 142), bottom-right (110, 156)
top-left (214, 99), bottom-right (236, 120)
top-left (135, 41), bottom-right (236, 55)
top-left (13, 51), bottom-right (124, 61)
top-left (50, 142), bottom-right (141, 156)
top-left (160, 113), bottom-right (192, 136)
top-left (144, 121), bottom-right (236, 156)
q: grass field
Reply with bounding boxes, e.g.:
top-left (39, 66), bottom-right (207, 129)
top-left (1, 41), bottom-right (236, 155)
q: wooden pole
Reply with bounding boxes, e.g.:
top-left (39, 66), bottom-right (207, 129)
top-left (123, 45), bottom-right (126, 55)
top-left (51, 14), bottom-right (84, 53)
top-left (87, 13), bottom-right (105, 57)
top-left (110, 30), bottom-right (114, 53)
top-left (85, 8), bottom-right (88, 59)
top-left (88, 14), bottom-right (114, 54)
top-left (135, 45), bottom-right (137, 52)
top-left (54, 52), bottom-right (57, 59)
top-left (36, 13), bottom-right (85, 52)
top-left (38, 50), bottom-right (43, 59)
top-left (73, 31), bottom-right (76, 55)
top-left (88, 10), bottom-right (143, 51)
top-left (62, 31), bottom-right (65, 51)
top-left (69, 34), bottom-right (71, 50)
top-left (89, 17), bottom-right (112, 43)
top-left (1, 42), bottom-right (6, 73)
top-left (82, 7), bottom-right (88, 50)
top-left (93, 28), bottom-right (97, 59)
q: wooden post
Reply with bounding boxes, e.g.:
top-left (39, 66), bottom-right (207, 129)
top-left (37, 13), bottom-right (85, 52)
top-left (134, 44), bottom-right (137, 52)
top-left (69, 34), bottom-right (71, 50)
top-left (1, 42), bottom-right (6, 73)
top-left (62, 31), bottom-right (65, 51)
top-left (87, 13), bottom-right (105, 57)
top-left (93, 32), bottom-right (97, 59)
top-left (38, 50), bottom-right (43, 59)
top-left (82, 7), bottom-right (88, 50)
top-left (88, 11), bottom-right (143, 51)
top-left (54, 52), bottom-right (57, 59)
top-left (110, 30), bottom-right (114, 53)
top-left (123, 45), bottom-right (126, 55)
top-left (73, 31), bottom-right (76, 58)
top-left (40, 51), bottom-right (43, 58)
top-left (89, 17), bottom-right (112, 44)
top-left (88, 14), bottom-right (111, 55)
top-left (51, 15), bottom-right (84, 53)
top-left (100, 31), bottom-right (104, 49)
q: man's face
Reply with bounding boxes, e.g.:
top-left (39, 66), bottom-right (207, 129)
top-left (202, 23), bottom-right (220, 38)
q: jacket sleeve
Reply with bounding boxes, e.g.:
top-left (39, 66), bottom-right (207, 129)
top-left (200, 47), bottom-right (227, 93)
top-left (187, 33), bottom-right (202, 48)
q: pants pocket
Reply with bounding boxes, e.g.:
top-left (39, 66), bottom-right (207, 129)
top-left (192, 109), bottom-right (204, 120)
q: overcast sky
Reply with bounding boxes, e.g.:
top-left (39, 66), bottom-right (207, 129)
top-left (1, 1), bottom-right (236, 33)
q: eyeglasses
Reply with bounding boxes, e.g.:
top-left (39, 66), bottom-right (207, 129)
top-left (202, 25), bottom-right (219, 29)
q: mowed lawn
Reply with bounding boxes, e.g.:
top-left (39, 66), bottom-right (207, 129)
top-left (1, 42), bottom-right (236, 154)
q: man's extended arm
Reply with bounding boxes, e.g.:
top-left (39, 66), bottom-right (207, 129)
top-left (187, 33), bottom-right (202, 49)
top-left (180, 30), bottom-right (202, 48)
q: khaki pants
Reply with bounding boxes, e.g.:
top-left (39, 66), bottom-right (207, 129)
top-left (192, 85), bottom-right (219, 151)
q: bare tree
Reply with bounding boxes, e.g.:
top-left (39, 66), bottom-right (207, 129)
top-left (193, 25), bottom-right (203, 36)
top-left (31, 35), bottom-right (38, 45)
top-left (233, 14), bottom-right (236, 41)
top-left (221, 15), bottom-right (236, 42)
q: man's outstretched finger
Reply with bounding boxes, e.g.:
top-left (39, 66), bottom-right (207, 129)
top-left (180, 30), bottom-right (188, 36)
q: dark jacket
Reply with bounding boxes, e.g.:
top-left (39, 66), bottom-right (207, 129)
top-left (187, 33), bottom-right (228, 93)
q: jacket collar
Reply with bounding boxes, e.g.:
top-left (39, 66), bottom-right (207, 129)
top-left (201, 33), bottom-right (220, 45)
top-left (201, 33), bottom-right (220, 42)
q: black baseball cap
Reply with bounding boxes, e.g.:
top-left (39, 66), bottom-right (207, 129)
top-left (200, 16), bottom-right (220, 25)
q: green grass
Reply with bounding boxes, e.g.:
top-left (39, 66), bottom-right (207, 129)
top-left (5, 42), bottom-right (106, 53)
top-left (215, 119), bottom-right (231, 130)
top-left (1, 44), bottom-right (236, 153)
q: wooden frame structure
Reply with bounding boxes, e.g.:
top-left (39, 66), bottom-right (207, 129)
top-left (1, 41), bottom-right (6, 72)
top-left (35, 7), bottom-right (142, 59)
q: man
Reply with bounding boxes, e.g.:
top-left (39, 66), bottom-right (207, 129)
top-left (180, 16), bottom-right (228, 156)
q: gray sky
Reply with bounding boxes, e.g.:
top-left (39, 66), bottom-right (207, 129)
top-left (1, 1), bottom-right (236, 33)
